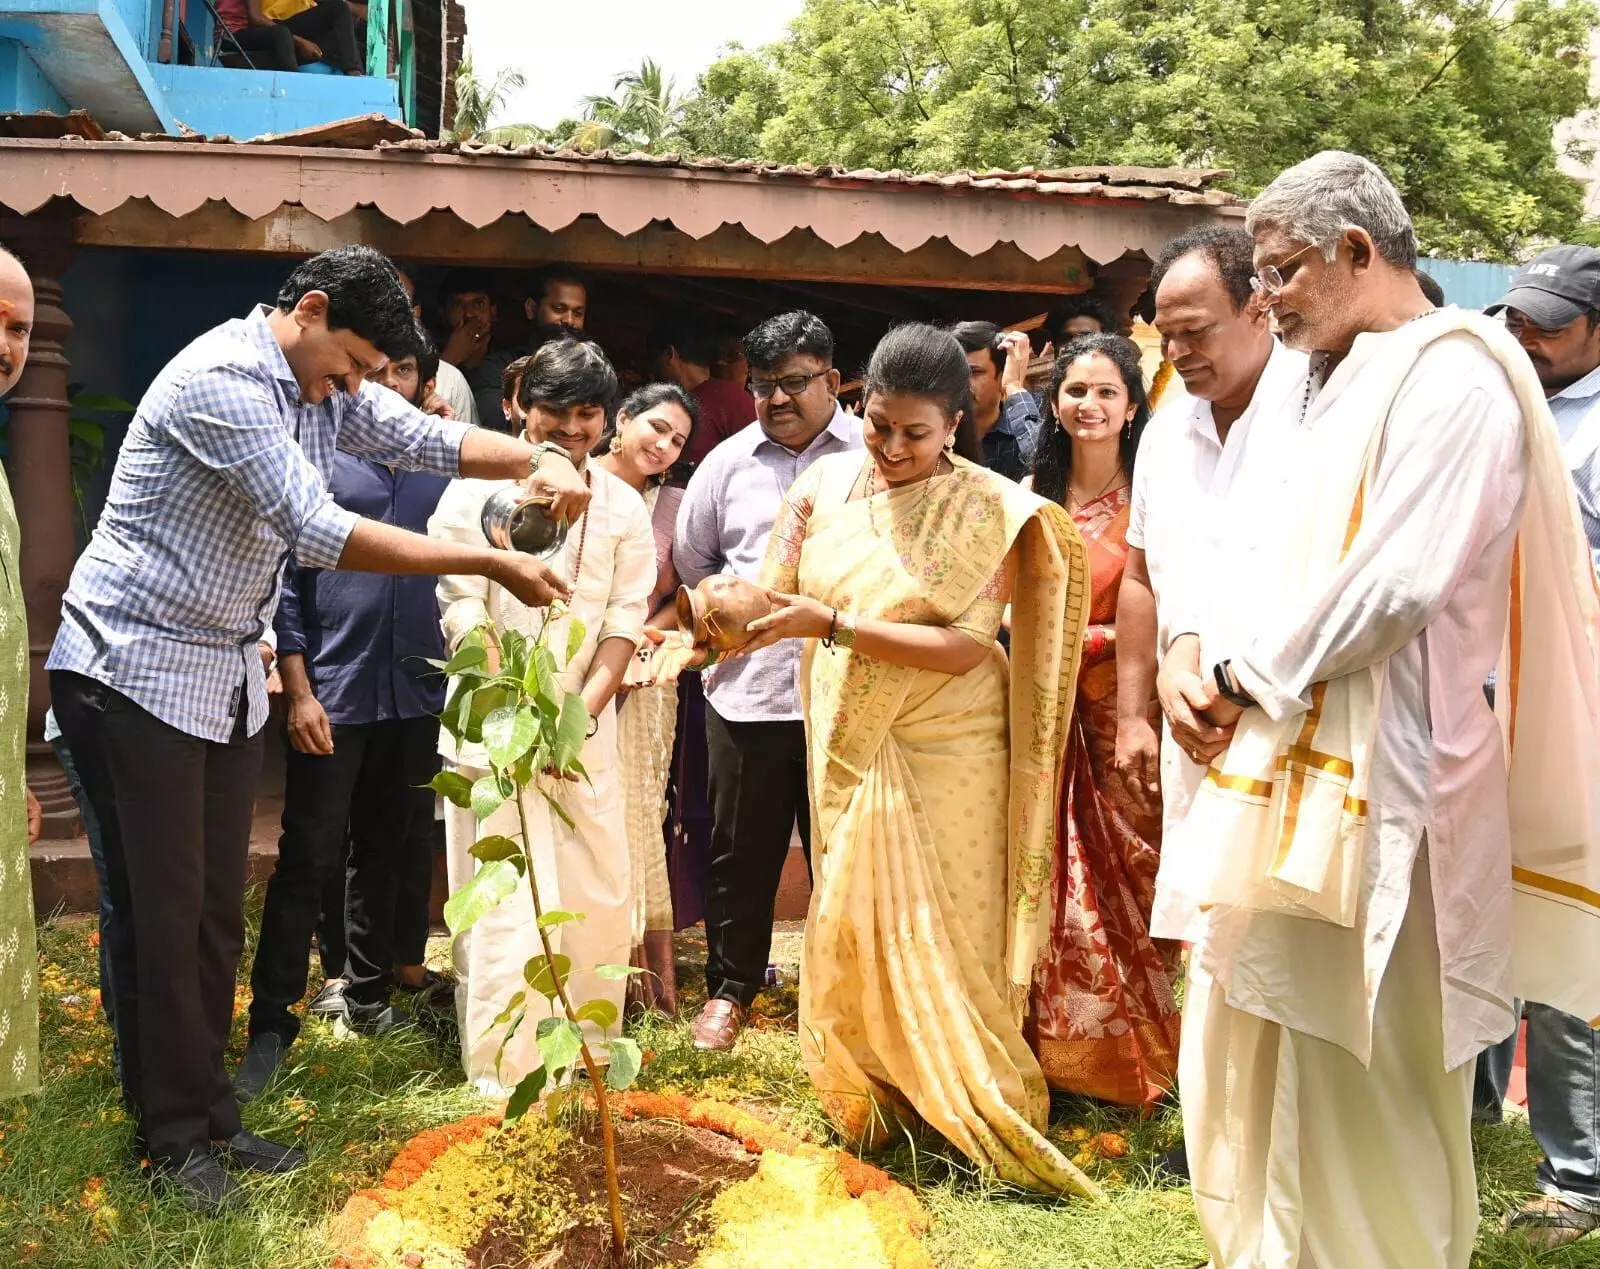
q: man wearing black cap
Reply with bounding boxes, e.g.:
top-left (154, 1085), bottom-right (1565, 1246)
top-left (1480, 243), bottom-right (1600, 1248)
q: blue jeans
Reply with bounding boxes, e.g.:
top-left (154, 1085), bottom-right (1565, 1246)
top-left (50, 733), bottom-right (121, 1080)
top-left (1475, 1001), bottom-right (1600, 1212)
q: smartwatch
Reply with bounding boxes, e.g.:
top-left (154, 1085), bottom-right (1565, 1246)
top-left (1213, 660), bottom-right (1256, 709)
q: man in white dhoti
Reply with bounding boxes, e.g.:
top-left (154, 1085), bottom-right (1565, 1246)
top-left (1114, 224), bottom-right (1311, 1183)
top-left (1155, 151), bottom-right (1600, 1269)
top-left (431, 339), bottom-right (655, 1096)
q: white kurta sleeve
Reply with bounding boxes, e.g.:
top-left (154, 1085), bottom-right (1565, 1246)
top-left (598, 489), bottom-right (656, 649)
top-left (429, 476), bottom-right (498, 652)
top-left (1227, 338), bottom-right (1526, 721)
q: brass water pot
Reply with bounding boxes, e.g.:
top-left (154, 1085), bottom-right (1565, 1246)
top-left (675, 575), bottom-right (774, 651)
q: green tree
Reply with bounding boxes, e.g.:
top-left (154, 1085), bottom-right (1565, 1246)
top-left (671, 0), bottom-right (1598, 259)
top-left (450, 54), bottom-right (545, 145)
top-left (555, 58), bottom-right (687, 152)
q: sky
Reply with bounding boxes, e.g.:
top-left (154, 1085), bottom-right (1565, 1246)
top-left (461, 0), bottom-right (805, 131)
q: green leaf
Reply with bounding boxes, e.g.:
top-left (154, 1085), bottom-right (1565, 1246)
top-left (537, 1017), bottom-right (585, 1079)
top-left (469, 834), bottom-right (524, 871)
top-left (443, 644), bottom-right (488, 675)
top-left (522, 646), bottom-right (545, 696)
top-left (453, 683), bottom-right (476, 741)
top-left (592, 963), bottom-right (645, 981)
top-left (496, 1002), bottom-right (532, 1083)
top-left (483, 704), bottom-right (538, 769)
top-left (552, 694), bottom-right (589, 772)
top-left (471, 774), bottom-right (512, 821)
top-left (532, 647), bottom-right (559, 700)
top-left (605, 1036), bottom-right (644, 1091)
top-left (524, 953), bottom-right (572, 999)
top-left (492, 990), bottom-right (527, 1027)
top-left (500, 629), bottom-right (529, 683)
top-left (442, 857), bottom-right (519, 937)
top-left (463, 684), bottom-right (515, 745)
top-left (505, 1065), bottom-right (548, 1122)
top-left (537, 909), bottom-right (582, 930)
top-left (564, 616), bottom-right (587, 667)
top-left (574, 999), bottom-right (618, 1032)
top-left (429, 770), bottom-right (475, 808)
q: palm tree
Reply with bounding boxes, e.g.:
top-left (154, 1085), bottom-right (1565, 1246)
top-left (450, 54), bottom-right (544, 145)
top-left (564, 58), bottom-right (684, 153)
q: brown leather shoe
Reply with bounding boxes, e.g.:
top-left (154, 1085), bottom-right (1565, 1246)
top-left (690, 999), bottom-right (746, 1052)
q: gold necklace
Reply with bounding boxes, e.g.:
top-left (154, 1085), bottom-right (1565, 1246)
top-left (866, 453), bottom-right (947, 536)
top-left (1067, 463), bottom-right (1126, 512)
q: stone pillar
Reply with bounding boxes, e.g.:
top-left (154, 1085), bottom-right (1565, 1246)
top-left (1, 207), bottom-right (80, 838)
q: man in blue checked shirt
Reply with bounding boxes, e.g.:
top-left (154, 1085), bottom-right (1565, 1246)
top-left (237, 333), bottom-right (454, 1106)
top-left (950, 320), bottom-right (1044, 482)
top-left (46, 246), bottom-right (590, 1216)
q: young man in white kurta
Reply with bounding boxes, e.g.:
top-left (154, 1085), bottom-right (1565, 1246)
top-left (1158, 153), bottom-right (1527, 1269)
top-left (431, 460), bottom-right (654, 1096)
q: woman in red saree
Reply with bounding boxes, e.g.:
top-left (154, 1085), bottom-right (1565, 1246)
top-left (1027, 335), bottom-right (1181, 1107)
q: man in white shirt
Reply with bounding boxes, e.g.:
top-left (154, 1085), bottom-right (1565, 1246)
top-left (1159, 151), bottom-right (1535, 1268)
top-left (1118, 225), bottom-right (1310, 836)
top-left (1114, 224), bottom-right (1310, 1185)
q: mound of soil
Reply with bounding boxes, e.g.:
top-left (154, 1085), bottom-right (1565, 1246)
top-left (466, 1118), bottom-right (758, 1268)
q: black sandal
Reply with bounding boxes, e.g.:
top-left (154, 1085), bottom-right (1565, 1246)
top-left (1505, 1198), bottom-right (1600, 1249)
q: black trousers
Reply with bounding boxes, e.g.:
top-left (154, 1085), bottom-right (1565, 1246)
top-left (703, 706), bottom-right (810, 1007)
top-left (50, 671), bottom-right (262, 1167)
top-left (225, 0), bottom-right (361, 73)
top-left (249, 715), bottom-right (439, 1039)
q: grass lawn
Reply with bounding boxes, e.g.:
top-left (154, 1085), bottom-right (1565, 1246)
top-left (0, 905), bottom-right (1594, 1268)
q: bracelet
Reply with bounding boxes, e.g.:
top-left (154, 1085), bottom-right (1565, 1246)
top-left (585, 712), bottom-right (600, 738)
top-left (823, 607), bottom-right (839, 648)
top-left (528, 440), bottom-right (570, 476)
top-left (835, 611), bottom-right (859, 650)
top-left (699, 648), bottom-right (724, 669)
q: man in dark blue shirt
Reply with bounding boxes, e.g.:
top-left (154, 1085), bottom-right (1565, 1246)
top-left (238, 332), bottom-right (452, 1100)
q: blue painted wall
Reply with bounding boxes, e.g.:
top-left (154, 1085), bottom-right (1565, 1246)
top-left (0, 0), bottom-right (401, 137)
top-left (0, 38), bottom-right (67, 111)
top-left (151, 61), bottom-right (399, 137)
top-left (1418, 257), bottom-right (1518, 311)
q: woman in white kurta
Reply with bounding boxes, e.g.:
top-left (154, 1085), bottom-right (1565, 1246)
top-left (429, 340), bottom-right (655, 1096)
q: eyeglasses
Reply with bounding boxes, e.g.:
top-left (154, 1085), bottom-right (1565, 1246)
top-left (1502, 312), bottom-right (1570, 338)
top-left (1249, 243), bottom-right (1319, 298)
top-left (748, 369), bottom-right (829, 399)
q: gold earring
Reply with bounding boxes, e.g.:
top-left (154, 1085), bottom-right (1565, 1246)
top-left (943, 434), bottom-right (956, 451)
top-left (609, 434), bottom-right (622, 453)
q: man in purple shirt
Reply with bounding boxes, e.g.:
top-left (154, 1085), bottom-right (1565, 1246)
top-left (673, 311), bottom-right (862, 1051)
top-left (649, 309), bottom-right (758, 469)
top-left (238, 333), bottom-right (452, 1103)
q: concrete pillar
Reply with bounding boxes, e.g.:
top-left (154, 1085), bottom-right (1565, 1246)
top-left (1, 206), bottom-right (80, 838)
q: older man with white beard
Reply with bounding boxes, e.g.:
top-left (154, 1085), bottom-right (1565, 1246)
top-left (1155, 151), bottom-right (1600, 1268)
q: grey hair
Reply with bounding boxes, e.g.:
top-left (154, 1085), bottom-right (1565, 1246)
top-left (1246, 151), bottom-right (1417, 269)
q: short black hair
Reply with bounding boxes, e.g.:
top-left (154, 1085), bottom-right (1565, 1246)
top-left (864, 323), bottom-right (983, 464)
top-left (949, 320), bottom-right (1006, 373)
top-left (531, 264), bottom-right (586, 301)
top-left (1150, 226), bottom-right (1257, 312)
top-left (411, 322), bottom-right (440, 393)
top-left (647, 311), bottom-right (718, 369)
top-left (1414, 269), bottom-right (1446, 307)
top-left (437, 268), bottom-right (493, 306)
top-left (744, 310), bottom-right (833, 372)
top-left (275, 246), bottom-right (415, 358)
top-left (516, 338), bottom-right (618, 412)
top-left (501, 353), bottom-right (534, 403)
top-left (1052, 293), bottom-right (1119, 338)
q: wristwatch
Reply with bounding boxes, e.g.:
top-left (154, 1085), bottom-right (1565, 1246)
top-left (529, 440), bottom-right (571, 476)
top-left (1213, 660), bottom-right (1256, 709)
top-left (835, 611), bottom-right (859, 650)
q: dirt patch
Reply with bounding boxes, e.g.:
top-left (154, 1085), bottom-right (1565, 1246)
top-left (466, 1118), bottom-right (758, 1268)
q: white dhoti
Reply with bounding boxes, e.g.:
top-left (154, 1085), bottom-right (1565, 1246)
top-left (444, 707), bottom-right (632, 1098)
top-left (1180, 862), bottom-right (1477, 1269)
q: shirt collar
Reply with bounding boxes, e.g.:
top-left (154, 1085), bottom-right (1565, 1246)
top-left (1553, 361), bottom-right (1600, 404)
top-left (756, 402), bottom-right (856, 456)
top-left (247, 304), bottom-right (302, 394)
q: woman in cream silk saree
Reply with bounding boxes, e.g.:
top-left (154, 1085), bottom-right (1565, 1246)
top-left (756, 439), bottom-right (1095, 1196)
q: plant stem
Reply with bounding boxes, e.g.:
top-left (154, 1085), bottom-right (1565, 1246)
top-left (513, 775), bottom-right (628, 1266)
